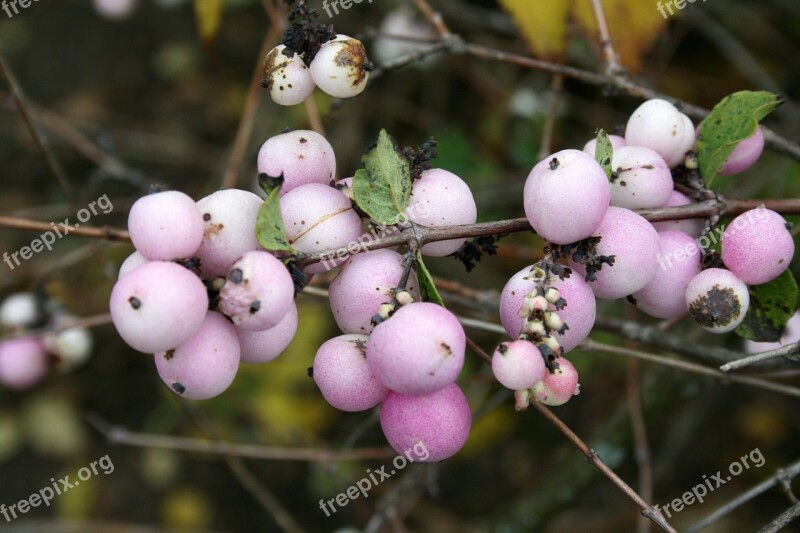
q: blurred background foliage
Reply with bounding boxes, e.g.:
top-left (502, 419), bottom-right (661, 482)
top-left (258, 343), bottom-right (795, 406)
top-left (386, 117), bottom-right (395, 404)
top-left (0, 0), bottom-right (799, 531)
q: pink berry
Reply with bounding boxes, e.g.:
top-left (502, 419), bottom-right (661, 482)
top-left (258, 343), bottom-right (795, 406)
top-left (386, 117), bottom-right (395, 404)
top-left (257, 130), bottom-right (336, 195)
top-left (118, 251), bottom-right (148, 279)
top-left (719, 127), bottom-right (765, 176)
top-left (722, 208), bottom-right (794, 285)
top-left (610, 146), bottom-right (673, 209)
top-left (237, 303), bottom-right (298, 364)
top-left (651, 191), bottom-right (704, 238)
top-left (532, 357), bottom-right (580, 406)
top-left (685, 268), bottom-right (750, 333)
top-left (127, 191), bottom-right (205, 261)
top-left (491, 340), bottom-right (545, 390)
top-left (0, 337), bottom-right (48, 390)
top-left (312, 334), bottom-right (388, 412)
top-left (583, 134), bottom-right (627, 157)
top-left (380, 383), bottom-right (471, 462)
top-left (524, 149), bottom-right (611, 245)
top-left (625, 99), bottom-right (695, 167)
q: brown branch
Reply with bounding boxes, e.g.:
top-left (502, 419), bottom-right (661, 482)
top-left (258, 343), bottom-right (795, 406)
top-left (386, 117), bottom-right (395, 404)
top-left (589, 0), bottom-right (624, 76)
top-left (0, 215), bottom-right (130, 242)
top-left (0, 313), bottom-right (113, 343)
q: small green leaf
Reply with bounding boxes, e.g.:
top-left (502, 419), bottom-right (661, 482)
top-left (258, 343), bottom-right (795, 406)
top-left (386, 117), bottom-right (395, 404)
top-left (697, 91), bottom-right (782, 186)
top-left (353, 130), bottom-right (412, 226)
top-left (255, 177), bottom-right (295, 254)
top-left (415, 251), bottom-right (444, 306)
top-left (735, 270), bottom-right (798, 342)
top-left (594, 129), bottom-right (614, 180)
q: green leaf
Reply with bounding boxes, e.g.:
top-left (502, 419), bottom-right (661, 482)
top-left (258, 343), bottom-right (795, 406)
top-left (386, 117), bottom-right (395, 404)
top-left (594, 129), bottom-right (614, 180)
top-left (415, 251), bottom-right (444, 306)
top-left (735, 270), bottom-right (798, 342)
top-left (697, 91), bottom-right (783, 186)
top-left (255, 177), bottom-right (295, 254)
top-left (353, 130), bottom-right (412, 226)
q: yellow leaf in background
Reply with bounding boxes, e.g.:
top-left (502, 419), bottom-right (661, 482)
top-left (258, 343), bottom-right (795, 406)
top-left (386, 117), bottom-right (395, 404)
top-left (194, 0), bottom-right (225, 50)
top-left (497, 0), bottom-right (571, 60)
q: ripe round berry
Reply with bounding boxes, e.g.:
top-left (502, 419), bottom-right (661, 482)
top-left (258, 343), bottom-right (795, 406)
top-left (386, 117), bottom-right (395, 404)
top-left (128, 191), bottom-right (204, 261)
top-left (118, 251), bottom-right (148, 279)
top-left (109, 261), bottom-right (208, 353)
top-left (718, 127), bottom-right (764, 176)
top-left (0, 337), bottom-right (48, 390)
top-left (379, 383), bottom-right (471, 462)
top-left (582, 134), bottom-right (627, 157)
top-left (569, 207), bottom-right (661, 299)
top-left (328, 249), bottom-right (419, 334)
top-left (532, 357), bottom-right (580, 406)
top-left (524, 149), bottom-right (611, 245)
top-left (312, 334), bottom-right (388, 412)
top-left (722, 208), bottom-right (794, 285)
top-left (685, 268), bottom-right (750, 333)
top-left (610, 146), bottom-right (673, 209)
top-left (309, 35), bottom-right (370, 99)
top-left (256, 130), bottom-right (336, 196)
top-left (625, 99), bottom-right (695, 167)
top-left (44, 323), bottom-right (94, 372)
top-left (280, 183), bottom-right (363, 274)
top-left (196, 189), bottom-right (264, 279)
top-left (237, 302), bottom-right (297, 364)
top-left (367, 302), bottom-right (465, 395)
top-left (632, 230), bottom-right (702, 319)
top-left (651, 190), bottom-right (704, 238)
top-left (0, 292), bottom-right (40, 329)
top-left (263, 45), bottom-right (316, 106)
top-left (404, 169), bottom-right (477, 257)
top-left (155, 312), bottom-right (240, 400)
top-left (491, 340), bottom-right (545, 390)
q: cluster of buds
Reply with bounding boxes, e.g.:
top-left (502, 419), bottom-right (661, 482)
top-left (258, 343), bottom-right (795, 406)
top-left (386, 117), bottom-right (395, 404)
top-left (518, 264), bottom-right (570, 371)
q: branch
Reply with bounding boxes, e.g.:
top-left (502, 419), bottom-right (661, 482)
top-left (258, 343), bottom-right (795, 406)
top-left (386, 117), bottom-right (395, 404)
top-left (757, 502), bottom-right (800, 533)
top-left (0, 215), bottom-right (130, 242)
top-left (720, 341), bottom-right (800, 372)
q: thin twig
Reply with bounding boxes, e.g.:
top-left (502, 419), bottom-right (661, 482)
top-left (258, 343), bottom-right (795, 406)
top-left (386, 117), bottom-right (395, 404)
top-left (720, 342), bottom-right (800, 372)
top-left (756, 502), bottom-right (800, 533)
top-left (538, 74), bottom-right (564, 161)
top-left (589, 0), bottom-right (624, 76)
top-left (0, 314), bottom-right (113, 343)
top-left (0, 215), bottom-right (130, 242)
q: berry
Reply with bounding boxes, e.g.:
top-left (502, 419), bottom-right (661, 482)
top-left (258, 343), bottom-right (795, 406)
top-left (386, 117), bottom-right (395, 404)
top-left (610, 146), bottom-right (673, 209)
top-left (523, 149), bottom-right (611, 245)
top-left (328, 249), bottom-right (420, 334)
top-left (118, 251), bottom-right (148, 279)
top-left (532, 357), bottom-right (580, 406)
top-left (0, 292), bottom-right (40, 329)
top-left (128, 191), bottom-right (204, 261)
top-left (491, 340), bottom-right (545, 390)
top-left (582, 134), bottom-right (627, 157)
top-left (263, 45), bottom-right (316, 106)
top-left (367, 302), bottom-right (465, 395)
top-left (625, 99), bottom-right (695, 167)
top-left (256, 130), bottom-right (336, 195)
top-left (718, 126), bottom-right (765, 176)
top-left (0, 337), bottom-right (48, 390)
top-left (685, 268), bottom-right (750, 333)
top-left (309, 35), bottom-right (370, 99)
top-left (44, 324), bottom-right (94, 372)
top-left (155, 312), bottom-right (240, 400)
top-left (651, 191), bottom-right (704, 238)
top-left (312, 334), bottom-right (388, 412)
top-left (218, 251), bottom-right (295, 331)
top-left (109, 261), bottom-right (208, 353)
top-left (632, 230), bottom-right (702, 319)
top-left (373, 7), bottom-right (437, 65)
top-left (569, 207), bottom-right (661, 299)
top-left (93, 0), bottom-right (138, 19)
top-left (237, 303), bottom-right (298, 364)
top-left (722, 208), bottom-right (794, 285)
top-left (379, 383), bottom-right (471, 462)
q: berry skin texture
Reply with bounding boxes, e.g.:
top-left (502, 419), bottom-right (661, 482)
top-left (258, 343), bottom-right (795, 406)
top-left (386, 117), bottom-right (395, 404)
top-left (685, 268), bottom-right (750, 333)
top-left (405, 169), bottom-right (478, 257)
top-left (118, 251), bottom-right (148, 279)
top-left (309, 35), bottom-right (370, 99)
top-left (218, 251), bottom-right (295, 331)
top-left (524, 149), bottom-right (611, 245)
top-left (196, 189), bottom-right (265, 279)
top-left (0, 292), bottom-right (40, 329)
top-left (328, 249), bottom-right (420, 334)
top-left (237, 303), bottom-right (298, 364)
top-left (632, 230), bottom-right (702, 319)
top-left (379, 383), bottom-right (471, 462)
top-left (128, 191), bottom-right (204, 261)
top-left (499, 267), bottom-right (596, 354)
top-left (651, 191), bottom-right (704, 238)
top-left (532, 357), bottom-right (580, 406)
top-left (257, 130), bottom-right (336, 196)
top-left (367, 302), bottom-right (465, 395)
top-left (722, 208), bottom-right (794, 285)
top-left (109, 261), bottom-right (209, 353)
top-left (155, 312), bottom-right (240, 400)
top-left (625, 99), bottom-right (695, 167)
top-left (719, 127), bottom-right (765, 176)
top-left (0, 337), bottom-right (48, 390)
top-left (610, 146), bottom-right (673, 209)
top-left (280, 183), bottom-right (364, 274)
top-left (312, 334), bottom-right (389, 412)
top-left (491, 340), bottom-right (545, 390)
top-left (263, 45), bottom-right (316, 107)
top-left (569, 207), bottom-right (661, 300)
top-left (582, 134), bottom-right (627, 157)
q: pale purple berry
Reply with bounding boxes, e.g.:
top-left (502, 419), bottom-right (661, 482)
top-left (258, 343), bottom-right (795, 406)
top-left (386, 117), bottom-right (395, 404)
top-left (155, 312), bottom-right (240, 400)
top-left (685, 268), bottom-right (750, 333)
top-left (257, 130), bottom-right (336, 195)
top-left (532, 357), bottom-right (580, 406)
top-left (218, 251), bottom-right (295, 331)
top-left (0, 337), bottom-right (48, 390)
top-left (118, 251), bottom-right (148, 279)
top-left (128, 191), bottom-right (204, 261)
top-left (309, 35), bottom-right (370, 98)
top-left (263, 45), bottom-right (316, 107)
top-left (0, 292), bottom-right (40, 329)
top-left (380, 383), bottom-right (471, 462)
top-left (237, 303), bottom-right (298, 364)
top-left (651, 191), bottom-right (704, 238)
top-left (722, 208), bottom-right (794, 285)
top-left (719, 127), bottom-right (765, 176)
top-left (582, 134), bottom-right (626, 157)
top-left (312, 334), bottom-right (388, 412)
top-left (109, 261), bottom-right (208, 353)
top-left (610, 146), bottom-right (673, 209)
top-left (367, 302), bottom-right (465, 395)
top-left (625, 99), bottom-right (695, 167)
top-left (632, 231), bottom-right (702, 319)
top-left (491, 340), bottom-right (545, 390)
top-left (524, 149), bottom-right (611, 245)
